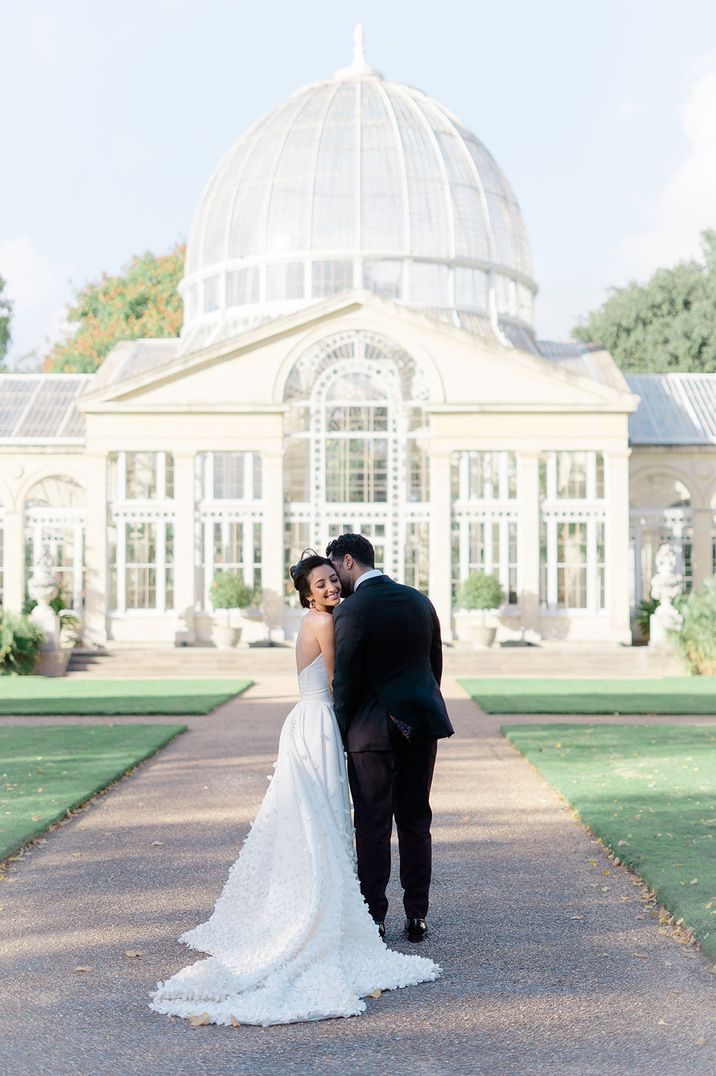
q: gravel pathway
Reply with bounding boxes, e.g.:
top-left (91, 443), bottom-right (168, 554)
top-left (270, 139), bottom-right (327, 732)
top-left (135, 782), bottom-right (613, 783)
top-left (1, 676), bottom-right (715, 1076)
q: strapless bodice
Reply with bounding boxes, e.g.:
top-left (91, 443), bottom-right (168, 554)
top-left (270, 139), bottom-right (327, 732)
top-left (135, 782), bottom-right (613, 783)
top-left (298, 653), bottom-right (332, 703)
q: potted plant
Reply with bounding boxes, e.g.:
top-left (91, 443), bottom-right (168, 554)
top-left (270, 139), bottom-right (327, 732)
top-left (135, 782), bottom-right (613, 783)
top-left (209, 571), bottom-right (252, 648)
top-left (458, 572), bottom-right (505, 648)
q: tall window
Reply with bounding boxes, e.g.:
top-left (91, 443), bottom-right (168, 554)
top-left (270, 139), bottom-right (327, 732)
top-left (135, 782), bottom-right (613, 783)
top-left (197, 452), bottom-right (263, 609)
top-left (451, 451), bottom-right (518, 605)
top-left (539, 451), bottom-right (606, 611)
top-left (108, 452), bottom-right (175, 613)
top-left (324, 374), bottom-right (389, 503)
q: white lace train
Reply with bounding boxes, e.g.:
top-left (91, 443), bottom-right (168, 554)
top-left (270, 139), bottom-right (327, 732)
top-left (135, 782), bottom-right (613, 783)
top-left (149, 654), bottom-right (440, 1026)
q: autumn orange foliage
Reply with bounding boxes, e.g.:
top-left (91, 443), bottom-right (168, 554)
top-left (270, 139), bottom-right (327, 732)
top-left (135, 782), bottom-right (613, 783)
top-left (44, 244), bottom-right (185, 373)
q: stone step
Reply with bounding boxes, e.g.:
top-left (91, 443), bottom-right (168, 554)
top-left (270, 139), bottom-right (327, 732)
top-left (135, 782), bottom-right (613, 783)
top-left (64, 644), bottom-right (685, 679)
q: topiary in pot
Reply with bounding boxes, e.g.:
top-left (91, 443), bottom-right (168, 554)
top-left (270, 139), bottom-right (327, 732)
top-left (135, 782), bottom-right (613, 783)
top-left (209, 572), bottom-right (253, 648)
top-left (458, 572), bottom-right (505, 648)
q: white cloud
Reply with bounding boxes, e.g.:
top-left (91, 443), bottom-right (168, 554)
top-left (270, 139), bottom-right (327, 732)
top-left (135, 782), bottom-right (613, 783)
top-left (615, 68), bottom-right (716, 282)
top-left (0, 237), bottom-right (74, 367)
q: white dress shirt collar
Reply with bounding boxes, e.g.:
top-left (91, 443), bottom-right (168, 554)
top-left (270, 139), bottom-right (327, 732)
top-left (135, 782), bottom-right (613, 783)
top-left (353, 569), bottom-right (383, 591)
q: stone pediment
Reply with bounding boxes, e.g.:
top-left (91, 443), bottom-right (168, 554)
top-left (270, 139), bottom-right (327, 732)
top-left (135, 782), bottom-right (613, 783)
top-left (77, 291), bottom-right (637, 416)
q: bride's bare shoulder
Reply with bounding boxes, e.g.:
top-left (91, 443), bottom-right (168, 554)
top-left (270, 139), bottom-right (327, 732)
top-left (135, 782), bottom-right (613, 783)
top-left (304, 609), bottom-right (334, 629)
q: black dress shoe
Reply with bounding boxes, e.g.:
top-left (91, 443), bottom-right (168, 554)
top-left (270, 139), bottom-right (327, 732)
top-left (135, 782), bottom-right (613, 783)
top-left (373, 919), bottom-right (386, 940)
top-left (404, 917), bottom-right (427, 942)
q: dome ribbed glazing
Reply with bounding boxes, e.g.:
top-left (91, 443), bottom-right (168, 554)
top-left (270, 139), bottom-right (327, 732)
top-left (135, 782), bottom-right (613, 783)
top-left (181, 29), bottom-right (536, 351)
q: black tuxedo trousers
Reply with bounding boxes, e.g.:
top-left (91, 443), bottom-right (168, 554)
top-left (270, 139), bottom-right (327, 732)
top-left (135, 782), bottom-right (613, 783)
top-left (347, 724), bottom-right (437, 921)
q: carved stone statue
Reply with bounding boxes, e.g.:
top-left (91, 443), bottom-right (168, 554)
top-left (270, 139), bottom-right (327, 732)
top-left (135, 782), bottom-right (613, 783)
top-left (649, 542), bottom-right (683, 650)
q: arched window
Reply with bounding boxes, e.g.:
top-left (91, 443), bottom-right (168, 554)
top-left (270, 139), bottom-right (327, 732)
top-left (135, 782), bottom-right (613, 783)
top-left (630, 472), bottom-right (692, 606)
top-left (24, 476), bottom-right (86, 610)
top-left (283, 331), bottom-right (430, 593)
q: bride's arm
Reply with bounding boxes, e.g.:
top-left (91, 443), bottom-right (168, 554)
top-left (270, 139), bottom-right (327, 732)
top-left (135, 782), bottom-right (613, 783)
top-left (312, 612), bottom-right (336, 692)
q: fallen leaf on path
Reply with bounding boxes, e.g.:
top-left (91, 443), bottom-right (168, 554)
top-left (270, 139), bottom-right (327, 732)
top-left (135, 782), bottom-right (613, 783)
top-left (570, 915), bottom-right (584, 921)
top-left (230, 1016), bottom-right (241, 1027)
top-left (695, 1037), bottom-right (706, 1046)
top-left (367, 989), bottom-right (381, 999)
top-left (73, 966), bottom-right (92, 973)
top-left (151, 841), bottom-right (164, 847)
top-left (124, 950), bottom-right (143, 958)
top-left (188, 1012), bottom-right (210, 1027)
top-left (657, 1019), bottom-right (669, 1026)
top-left (632, 954), bottom-right (648, 960)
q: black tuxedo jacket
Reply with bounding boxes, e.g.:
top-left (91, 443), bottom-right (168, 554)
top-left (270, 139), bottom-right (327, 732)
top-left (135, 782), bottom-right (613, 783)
top-left (332, 575), bottom-right (454, 752)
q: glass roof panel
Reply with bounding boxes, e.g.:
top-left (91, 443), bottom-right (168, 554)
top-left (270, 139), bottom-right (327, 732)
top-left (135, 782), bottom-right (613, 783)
top-left (360, 82), bottom-right (405, 251)
top-left (0, 379), bottom-right (37, 436)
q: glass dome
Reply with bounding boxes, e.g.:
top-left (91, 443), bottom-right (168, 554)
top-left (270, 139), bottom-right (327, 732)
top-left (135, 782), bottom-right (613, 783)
top-left (180, 27), bottom-right (537, 353)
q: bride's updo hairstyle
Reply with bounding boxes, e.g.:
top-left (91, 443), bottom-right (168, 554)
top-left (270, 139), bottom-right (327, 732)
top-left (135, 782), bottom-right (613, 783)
top-left (289, 549), bottom-right (335, 609)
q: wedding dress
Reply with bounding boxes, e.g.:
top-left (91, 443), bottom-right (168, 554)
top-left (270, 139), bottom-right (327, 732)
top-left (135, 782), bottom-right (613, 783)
top-left (150, 653), bottom-right (440, 1026)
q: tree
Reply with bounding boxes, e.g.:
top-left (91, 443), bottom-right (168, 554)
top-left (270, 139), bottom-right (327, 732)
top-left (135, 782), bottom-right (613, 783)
top-left (0, 275), bottom-right (13, 370)
top-left (573, 230), bottom-right (716, 373)
top-left (44, 244), bottom-right (185, 373)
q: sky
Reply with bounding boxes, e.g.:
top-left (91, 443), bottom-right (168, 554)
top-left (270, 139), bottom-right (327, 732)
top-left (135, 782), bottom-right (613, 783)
top-left (2, 0), bottom-right (716, 367)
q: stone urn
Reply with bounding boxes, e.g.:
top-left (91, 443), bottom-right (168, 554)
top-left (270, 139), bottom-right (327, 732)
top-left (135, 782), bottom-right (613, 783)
top-left (28, 555), bottom-right (70, 675)
top-left (28, 556), bottom-right (61, 651)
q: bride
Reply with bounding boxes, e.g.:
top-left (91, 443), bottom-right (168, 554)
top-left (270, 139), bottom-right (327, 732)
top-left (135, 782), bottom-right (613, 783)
top-left (150, 552), bottom-right (439, 1027)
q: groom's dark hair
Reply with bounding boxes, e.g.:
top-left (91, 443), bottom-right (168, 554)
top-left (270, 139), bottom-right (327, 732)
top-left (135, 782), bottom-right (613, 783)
top-left (325, 533), bottom-right (376, 569)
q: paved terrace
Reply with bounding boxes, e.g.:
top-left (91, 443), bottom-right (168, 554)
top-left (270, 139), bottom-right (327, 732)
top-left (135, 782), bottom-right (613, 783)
top-left (0, 650), bottom-right (714, 1075)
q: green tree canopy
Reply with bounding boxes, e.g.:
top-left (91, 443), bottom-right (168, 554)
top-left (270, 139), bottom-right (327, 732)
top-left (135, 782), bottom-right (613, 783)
top-left (44, 244), bottom-right (185, 373)
top-left (573, 230), bottom-right (716, 372)
top-left (0, 275), bottom-right (13, 370)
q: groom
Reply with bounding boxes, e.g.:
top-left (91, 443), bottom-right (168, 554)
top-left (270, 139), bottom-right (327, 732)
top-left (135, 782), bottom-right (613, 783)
top-left (327, 533), bottom-right (454, 942)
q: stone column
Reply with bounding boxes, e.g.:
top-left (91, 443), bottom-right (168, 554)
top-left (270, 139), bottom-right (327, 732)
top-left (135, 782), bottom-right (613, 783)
top-left (428, 450), bottom-right (453, 640)
top-left (690, 507), bottom-right (712, 590)
top-left (2, 508), bottom-right (25, 612)
top-left (605, 450), bottom-right (632, 644)
top-left (172, 452), bottom-right (196, 643)
top-left (83, 454), bottom-right (108, 646)
top-left (516, 452), bottom-right (541, 636)
top-left (261, 449), bottom-right (285, 640)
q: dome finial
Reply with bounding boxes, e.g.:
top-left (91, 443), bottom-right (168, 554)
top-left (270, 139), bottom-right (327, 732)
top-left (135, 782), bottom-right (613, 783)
top-left (353, 23), bottom-right (366, 66)
top-left (334, 22), bottom-right (382, 79)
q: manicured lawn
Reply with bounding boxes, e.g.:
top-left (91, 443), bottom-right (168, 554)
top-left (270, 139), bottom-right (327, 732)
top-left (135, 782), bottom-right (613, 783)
top-left (503, 723), bottom-right (716, 957)
top-left (0, 723), bottom-right (186, 859)
top-left (460, 677), bottom-right (716, 715)
top-left (0, 679), bottom-right (252, 715)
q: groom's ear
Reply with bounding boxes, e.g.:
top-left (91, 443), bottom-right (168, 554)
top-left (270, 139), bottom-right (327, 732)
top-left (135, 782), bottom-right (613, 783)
top-left (343, 554), bottom-right (354, 571)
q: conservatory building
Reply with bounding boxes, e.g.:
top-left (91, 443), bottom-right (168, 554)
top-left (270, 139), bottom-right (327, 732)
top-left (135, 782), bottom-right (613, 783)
top-left (2, 31), bottom-right (716, 647)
